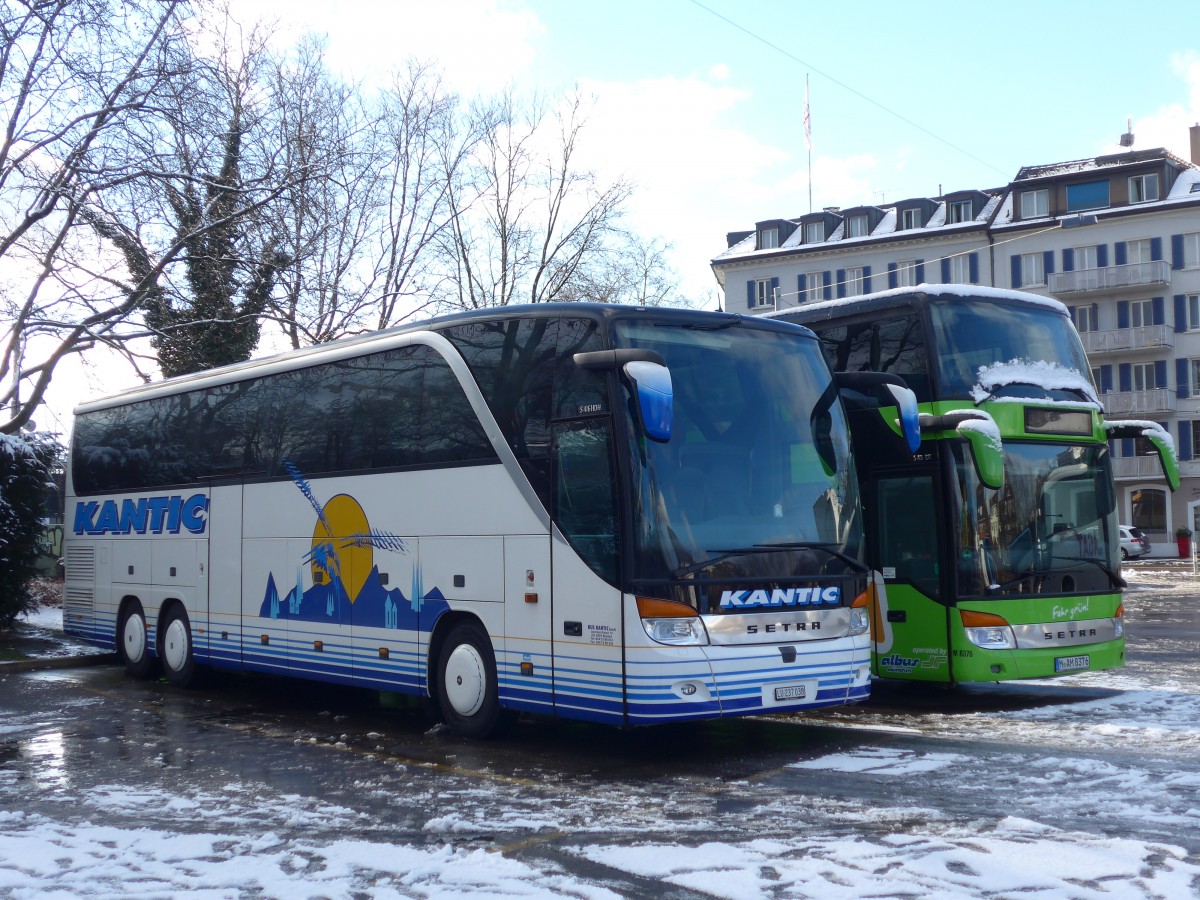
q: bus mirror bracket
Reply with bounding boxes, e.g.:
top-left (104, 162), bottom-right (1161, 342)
top-left (1105, 421), bottom-right (1181, 491)
top-left (832, 372), bottom-right (920, 455)
top-left (921, 410), bottom-right (1005, 490)
top-left (624, 360), bottom-right (673, 443)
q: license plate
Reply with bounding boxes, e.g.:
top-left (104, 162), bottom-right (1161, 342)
top-left (1054, 655), bottom-right (1090, 673)
top-left (774, 684), bottom-right (807, 701)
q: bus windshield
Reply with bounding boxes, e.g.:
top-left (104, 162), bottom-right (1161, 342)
top-left (614, 321), bottom-right (861, 602)
top-left (928, 299), bottom-right (1093, 399)
top-left (950, 441), bottom-right (1120, 598)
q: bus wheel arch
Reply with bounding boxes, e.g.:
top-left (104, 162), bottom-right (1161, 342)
top-left (116, 596), bottom-right (157, 680)
top-left (429, 614), bottom-right (506, 739)
top-left (158, 600), bottom-right (200, 688)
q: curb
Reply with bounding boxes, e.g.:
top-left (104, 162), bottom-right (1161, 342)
top-left (0, 653), bottom-right (117, 674)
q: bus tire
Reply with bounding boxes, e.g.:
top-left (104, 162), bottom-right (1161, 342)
top-left (117, 600), bottom-right (157, 680)
top-left (159, 604), bottom-right (199, 688)
top-left (435, 621), bottom-right (504, 739)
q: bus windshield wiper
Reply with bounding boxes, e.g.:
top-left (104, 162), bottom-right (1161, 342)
top-left (754, 541), bottom-right (870, 573)
top-left (1046, 556), bottom-right (1127, 590)
top-left (987, 569), bottom-right (1043, 594)
top-left (988, 558), bottom-right (1126, 594)
top-left (672, 542), bottom-right (866, 579)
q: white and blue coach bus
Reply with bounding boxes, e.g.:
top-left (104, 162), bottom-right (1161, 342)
top-left (63, 304), bottom-right (912, 737)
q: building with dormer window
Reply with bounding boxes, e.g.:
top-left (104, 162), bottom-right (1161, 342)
top-left (711, 130), bottom-right (1200, 548)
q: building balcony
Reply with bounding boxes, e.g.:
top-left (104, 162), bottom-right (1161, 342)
top-left (1112, 455), bottom-right (1173, 481)
top-left (1101, 388), bottom-right (1177, 415)
top-left (1080, 325), bottom-right (1174, 355)
top-left (1049, 260), bottom-right (1171, 296)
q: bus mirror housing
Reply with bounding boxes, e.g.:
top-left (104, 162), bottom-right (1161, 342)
top-left (920, 410), bottom-right (1005, 490)
top-left (624, 360), bottom-right (673, 443)
top-left (884, 384), bottom-right (921, 453)
top-left (1105, 421), bottom-right (1181, 491)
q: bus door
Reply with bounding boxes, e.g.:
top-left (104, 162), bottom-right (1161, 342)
top-left (869, 471), bottom-right (952, 681)
top-left (549, 419), bottom-right (625, 725)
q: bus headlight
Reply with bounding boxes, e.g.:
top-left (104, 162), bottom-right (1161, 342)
top-left (960, 610), bottom-right (1016, 650)
top-left (849, 605), bottom-right (870, 636)
top-left (1113, 602), bottom-right (1124, 638)
top-left (636, 597), bottom-right (709, 646)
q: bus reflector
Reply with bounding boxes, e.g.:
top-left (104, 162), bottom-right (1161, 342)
top-left (960, 610), bottom-right (1009, 628)
top-left (379, 647), bottom-right (389, 660)
top-left (1115, 603), bottom-right (1124, 617)
top-left (851, 590), bottom-right (871, 608)
top-left (636, 596), bottom-right (699, 619)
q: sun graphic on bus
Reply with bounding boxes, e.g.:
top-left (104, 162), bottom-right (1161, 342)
top-left (258, 461), bottom-right (447, 630)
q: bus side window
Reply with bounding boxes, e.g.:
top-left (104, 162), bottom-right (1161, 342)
top-left (553, 419), bottom-right (618, 585)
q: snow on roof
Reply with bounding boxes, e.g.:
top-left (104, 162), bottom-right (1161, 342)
top-left (971, 359), bottom-right (1100, 408)
top-left (766, 283), bottom-right (1069, 320)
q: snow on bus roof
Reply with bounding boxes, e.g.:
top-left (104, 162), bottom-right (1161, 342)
top-left (971, 359), bottom-right (1100, 409)
top-left (764, 284), bottom-right (1069, 319)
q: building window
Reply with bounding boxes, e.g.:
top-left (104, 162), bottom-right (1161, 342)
top-left (1074, 306), bottom-right (1097, 333)
top-left (1020, 252), bottom-right (1045, 287)
top-left (1131, 362), bottom-right (1157, 392)
top-left (805, 273), bottom-right (823, 302)
top-left (1190, 358), bottom-right (1200, 396)
top-left (1066, 180), bottom-right (1110, 212)
top-left (759, 228), bottom-right (779, 249)
top-left (895, 260), bottom-right (918, 287)
top-left (1020, 189), bottom-right (1048, 218)
top-left (845, 267), bottom-right (865, 297)
top-left (1074, 245), bottom-right (1099, 269)
top-left (900, 208), bottom-right (923, 230)
top-left (1192, 421), bottom-right (1200, 460)
top-left (949, 254), bottom-right (971, 284)
top-left (1126, 238), bottom-right (1153, 264)
top-left (846, 215), bottom-right (869, 238)
top-left (1129, 173), bottom-right (1160, 203)
top-left (1129, 298), bottom-right (1154, 328)
top-left (1131, 488), bottom-right (1166, 532)
top-left (948, 199), bottom-right (973, 223)
top-left (1183, 232), bottom-right (1200, 268)
top-left (754, 279), bottom-right (775, 308)
top-left (804, 221), bottom-right (825, 243)
top-left (1188, 294), bottom-right (1200, 330)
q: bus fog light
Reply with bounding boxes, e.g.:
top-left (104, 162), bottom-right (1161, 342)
top-left (642, 617), bottom-right (709, 646)
top-left (1113, 618), bottom-right (1124, 638)
top-left (964, 625), bottom-right (1016, 650)
top-left (849, 606), bottom-right (870, 635)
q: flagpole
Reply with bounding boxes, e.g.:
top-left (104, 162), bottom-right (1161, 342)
top-left (804, 74), bottom-right (812, 214)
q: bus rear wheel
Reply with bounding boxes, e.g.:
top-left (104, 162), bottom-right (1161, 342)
top-left (160, 605), bottom-right (199, 688)
top-left (118, 600), bottom-right (156, 680)
top-left (436, 621), bottom-right (504, 739)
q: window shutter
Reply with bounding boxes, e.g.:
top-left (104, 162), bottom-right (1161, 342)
top-left (1068, 307), bottom-right (1077, 326)
top-left (862, 266), bottom-right (872, 293)
top-left (798, 273), bottom-right (806, 299)
top-left (823, 271), bottom-right (832, 300)
top-left (1153, 296), bottom-right (1165, 326)
top-left (1121, 439), bottom-right (1134, 457)
top-left (836, 269), bottom-right (846, 299)
top-left (1115, 242), bottom-right (1127, 266)
top-left (1176, 294), bottom-right (1188, 333)
top-left (1062, 248), bottom-right (1075, 272)
top-left (1097, 244), bottom-right (1109, 267)
top-left (940, 258), bottom-right (950, 283)
top-left (1010, 255), bottom-right (1021, 288)
top-left (1042, 250), bottom-right (1054, 276)
top-left (969, 253), bottom-right (979, 283)
top-left (1117, 300), bottom-right (1130, 329)
top-left (1155, 360), bottom-right (1167, 389)
top-left (1100, 365), bottom-right (1113, 394)
top-left (1173, 234), bottom-right (1185, 270)
top-left (915, 260), bottom-right (925, 283)
top-left (1091, 303), bottom-right (1098, 329)
top-left (770, 276), bottom-right (780, 306)
top-left (1118, 363), bottom-right (1132, 392)
top-left (1177, 358), bottom-right (1190, 399)
top-left (747, 280), bottom-right (755, 309)
top-left (1180, 421), bottom-right (1194, 461)
top-left (888, 263), bottom-right (898, 290)
top-left (1151, 236), bottom-right (1163, 262)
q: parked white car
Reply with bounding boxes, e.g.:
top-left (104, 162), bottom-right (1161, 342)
top-left (1119, 525), bottom-right (1151, 560)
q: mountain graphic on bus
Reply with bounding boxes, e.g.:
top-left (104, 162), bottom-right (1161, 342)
top-left (256, 461), bottom-right (449, 631)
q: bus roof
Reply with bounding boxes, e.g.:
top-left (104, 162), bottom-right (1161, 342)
top-left (764, 283), bottom-right (1070, 324)
top-left (75, 303), bottom-right (817, 414)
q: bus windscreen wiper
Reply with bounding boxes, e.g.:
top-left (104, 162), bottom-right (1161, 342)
top-left (1045, 556), bottom-right (1128, 590)
top-left (754, 541), bottom-right (870, 573)
top-left (672, 542), bottom-right (866, 579)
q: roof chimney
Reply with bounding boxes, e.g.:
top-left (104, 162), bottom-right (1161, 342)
top-left (1192, 124), bottom-right (1200, 166)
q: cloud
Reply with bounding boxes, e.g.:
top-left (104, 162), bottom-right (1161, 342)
top-left (1100, 51), bottom-right (1200, 159)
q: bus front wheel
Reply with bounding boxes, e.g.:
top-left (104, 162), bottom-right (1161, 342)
top-left (435, 621), bottom-right (504, 739)
top-left (160, 605), bottom-right (199, 688)
top-left (117, 600), bottom-right (156, 680)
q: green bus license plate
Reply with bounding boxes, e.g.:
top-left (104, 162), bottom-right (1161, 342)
top-left (1055, 655), bottom-right (1090, 673)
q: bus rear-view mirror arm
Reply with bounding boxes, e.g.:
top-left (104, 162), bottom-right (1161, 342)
top-left (575, 349), bottom-right (673, 443)
top-left (832, 372), bottom-right (921, 454)
top-left (920, 410), bottom-right (1005, 490)
top-left (1105, 421), bottom-right (1181, 491)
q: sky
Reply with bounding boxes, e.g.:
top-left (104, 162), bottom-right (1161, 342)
top-left (37, 0), bottom-right (1200, 434)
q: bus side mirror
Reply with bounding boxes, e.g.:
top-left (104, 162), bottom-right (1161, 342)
top-left (884, 384), bottom-right (921, 454)
top-left (623, 360), bottom-right (673, 443)
top-left (1105, 421), bottom-right (1180, 491)
top-left (920, 410), bottom-right (1004, 490)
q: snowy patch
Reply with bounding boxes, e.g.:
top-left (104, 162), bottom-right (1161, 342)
top-left (789, 747), bottom-right (969, 776)
top-left (971, 359), bottom-right (1100, 407)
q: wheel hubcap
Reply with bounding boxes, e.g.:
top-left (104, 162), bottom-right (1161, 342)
top-left (122, 613), bottom-right (146, 662)
top-left (163, 617), bottom-right (189, 672)
top-left (444, 644), bottom-right (486, 717)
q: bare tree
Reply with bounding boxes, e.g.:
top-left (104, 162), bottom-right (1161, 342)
top-left (555, 233), bottom-right (695, 308)
top-left (0, 0), bottom-right (189, 432)
top-left (436, 89), bottom-right (633, 311)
